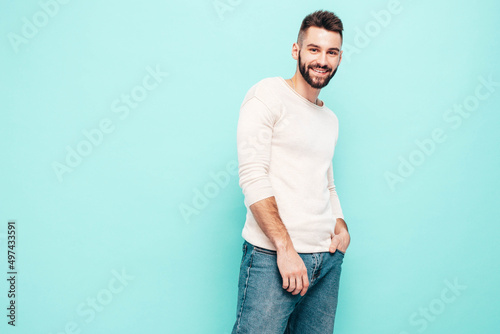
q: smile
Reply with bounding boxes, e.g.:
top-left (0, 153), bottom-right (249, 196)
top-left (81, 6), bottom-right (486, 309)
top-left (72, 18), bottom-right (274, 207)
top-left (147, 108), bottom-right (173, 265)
top-left (311, 68), bottom-right (329, 75)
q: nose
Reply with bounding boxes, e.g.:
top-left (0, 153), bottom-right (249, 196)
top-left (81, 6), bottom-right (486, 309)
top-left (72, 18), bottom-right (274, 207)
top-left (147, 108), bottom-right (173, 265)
top-left (316, 52), bottom-right (328, 68)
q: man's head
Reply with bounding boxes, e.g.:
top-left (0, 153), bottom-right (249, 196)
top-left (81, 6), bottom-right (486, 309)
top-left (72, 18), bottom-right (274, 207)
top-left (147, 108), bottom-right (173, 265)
top-left (293, 10), bottom-right (344, 89)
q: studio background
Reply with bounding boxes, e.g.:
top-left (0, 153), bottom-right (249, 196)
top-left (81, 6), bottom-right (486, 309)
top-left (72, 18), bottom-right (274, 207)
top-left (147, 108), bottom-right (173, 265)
top-left (1, 0), bottom-right (499, 333)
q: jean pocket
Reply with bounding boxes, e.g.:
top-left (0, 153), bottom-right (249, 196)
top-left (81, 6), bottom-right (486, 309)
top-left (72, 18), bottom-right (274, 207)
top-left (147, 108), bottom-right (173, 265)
top-left (253, 245), bottom-right (277, 256)
top-left (336, 249), bottom-right (345, 256)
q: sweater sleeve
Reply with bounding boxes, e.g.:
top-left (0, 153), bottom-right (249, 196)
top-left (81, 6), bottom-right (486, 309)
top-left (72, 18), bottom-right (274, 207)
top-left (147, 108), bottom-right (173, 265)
top-left (237, 96), bottom-right (278, 207)
top-left (327, 160), bottom-right (344, 220)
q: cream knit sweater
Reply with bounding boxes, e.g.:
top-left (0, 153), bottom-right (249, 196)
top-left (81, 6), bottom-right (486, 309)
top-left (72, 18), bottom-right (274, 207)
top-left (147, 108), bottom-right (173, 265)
top-left (237, 77), bottom-right (344, 253)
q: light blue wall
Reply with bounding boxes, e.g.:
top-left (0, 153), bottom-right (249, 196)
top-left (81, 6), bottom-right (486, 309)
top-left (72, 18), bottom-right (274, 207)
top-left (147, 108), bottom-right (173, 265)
top-left (1, 0), bottom-right (499, 333)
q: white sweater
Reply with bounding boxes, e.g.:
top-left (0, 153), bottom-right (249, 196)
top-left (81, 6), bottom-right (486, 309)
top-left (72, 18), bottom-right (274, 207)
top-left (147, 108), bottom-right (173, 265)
top-left (237, 76), bottom-right (344, 253)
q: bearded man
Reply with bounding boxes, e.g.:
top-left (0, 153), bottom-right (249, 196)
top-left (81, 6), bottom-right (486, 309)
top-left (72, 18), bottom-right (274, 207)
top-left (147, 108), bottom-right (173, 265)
top-left (232, 10), bottom-right (351, 334)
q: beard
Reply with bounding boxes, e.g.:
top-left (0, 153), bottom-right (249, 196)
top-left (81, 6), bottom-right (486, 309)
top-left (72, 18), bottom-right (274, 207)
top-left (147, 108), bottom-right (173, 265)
top-left (298, 51), bottom-right (339, 89)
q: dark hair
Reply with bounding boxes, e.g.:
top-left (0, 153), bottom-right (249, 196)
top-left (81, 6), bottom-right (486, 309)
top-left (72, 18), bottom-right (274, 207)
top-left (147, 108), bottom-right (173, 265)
top-left (297, 10), bottom-right (343, 46)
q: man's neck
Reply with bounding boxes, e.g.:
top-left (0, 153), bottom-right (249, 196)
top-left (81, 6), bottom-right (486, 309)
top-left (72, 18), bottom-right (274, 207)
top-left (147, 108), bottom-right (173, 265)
top-left (289, 73), bottom-right (322, 106)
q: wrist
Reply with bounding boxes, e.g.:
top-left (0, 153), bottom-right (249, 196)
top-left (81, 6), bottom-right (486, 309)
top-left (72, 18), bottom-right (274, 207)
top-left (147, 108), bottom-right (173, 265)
top-left (274, 236), bottom-right (294, 254)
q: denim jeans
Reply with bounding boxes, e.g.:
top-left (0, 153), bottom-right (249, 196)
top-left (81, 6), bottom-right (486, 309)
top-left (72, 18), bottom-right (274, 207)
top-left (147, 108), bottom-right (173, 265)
top-left (231, 240), bottom-right (345, 334)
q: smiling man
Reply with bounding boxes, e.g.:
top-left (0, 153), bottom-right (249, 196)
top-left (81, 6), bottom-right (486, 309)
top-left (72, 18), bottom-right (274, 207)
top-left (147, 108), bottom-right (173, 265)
top-left (232, 10), bottom-right (350, 334)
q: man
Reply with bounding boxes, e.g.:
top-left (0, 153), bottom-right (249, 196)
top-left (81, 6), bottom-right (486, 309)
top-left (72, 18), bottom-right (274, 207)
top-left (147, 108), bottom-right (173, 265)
top-left (232, 10), bottom-right (350, 334)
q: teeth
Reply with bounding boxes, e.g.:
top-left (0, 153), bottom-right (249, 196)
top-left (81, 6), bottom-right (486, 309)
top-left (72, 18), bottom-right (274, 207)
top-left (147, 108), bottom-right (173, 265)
top-left (313, 68), bottom-right (327, 73)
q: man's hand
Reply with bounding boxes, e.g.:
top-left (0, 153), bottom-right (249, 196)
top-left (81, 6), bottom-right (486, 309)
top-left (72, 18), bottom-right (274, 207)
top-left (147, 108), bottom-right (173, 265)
top-left (276, 247), bottom-right (309, 296)
top-left (248, 197), bottom-right (310, 296)
top-left (329, 218), bottom-right (350, 254)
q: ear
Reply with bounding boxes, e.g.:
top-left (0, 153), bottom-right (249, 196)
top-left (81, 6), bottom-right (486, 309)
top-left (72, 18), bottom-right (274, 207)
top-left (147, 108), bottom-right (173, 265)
top-left (292, 42), bottom-right (299, 61)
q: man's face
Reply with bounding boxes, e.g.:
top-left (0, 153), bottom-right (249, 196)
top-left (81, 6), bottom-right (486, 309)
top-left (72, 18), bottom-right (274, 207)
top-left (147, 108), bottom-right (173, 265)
top-left (296, 27), bottom-right (343, 89)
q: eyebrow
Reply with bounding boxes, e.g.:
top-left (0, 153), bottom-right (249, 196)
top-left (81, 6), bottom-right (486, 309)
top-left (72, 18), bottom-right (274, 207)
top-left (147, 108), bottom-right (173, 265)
top-left (306, 43), bottom-right (340, 52)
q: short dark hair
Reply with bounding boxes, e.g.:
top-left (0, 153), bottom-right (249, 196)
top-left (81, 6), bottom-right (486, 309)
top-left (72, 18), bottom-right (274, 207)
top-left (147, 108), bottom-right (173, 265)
top-left (297, 10), bottom-right (344, 46)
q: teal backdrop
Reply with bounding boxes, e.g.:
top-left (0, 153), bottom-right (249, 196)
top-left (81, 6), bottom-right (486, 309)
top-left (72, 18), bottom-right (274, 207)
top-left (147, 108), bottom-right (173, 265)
top-left (1, 0), bottom-right (499, 333)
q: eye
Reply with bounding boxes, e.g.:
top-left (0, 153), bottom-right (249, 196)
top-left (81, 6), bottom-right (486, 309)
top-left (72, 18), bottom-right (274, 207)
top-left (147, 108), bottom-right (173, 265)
top-left (310, 48), bottom-right (317, 52)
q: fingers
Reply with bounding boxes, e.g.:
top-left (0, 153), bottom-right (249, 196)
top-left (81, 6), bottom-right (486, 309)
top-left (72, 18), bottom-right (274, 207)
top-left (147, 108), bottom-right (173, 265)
top-left (330, 231), bottom-right (351, 253)
top-left (329, 240), bottom-right (339, 253)
top-left (284, 272), bottom-right (309, 295)
top-left (286, 277), bottom-right (296, 293)
top-left (282, 275), bottom-right (289, 290)
top-left (330, 245), bottom-right (348, 254)
top-left (329, 234), bottom-right (344, 253)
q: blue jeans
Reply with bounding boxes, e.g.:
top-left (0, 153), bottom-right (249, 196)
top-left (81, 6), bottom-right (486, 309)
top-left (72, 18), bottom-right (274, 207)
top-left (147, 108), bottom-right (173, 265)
top-left (231, 240), bottom-right (345, 334)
